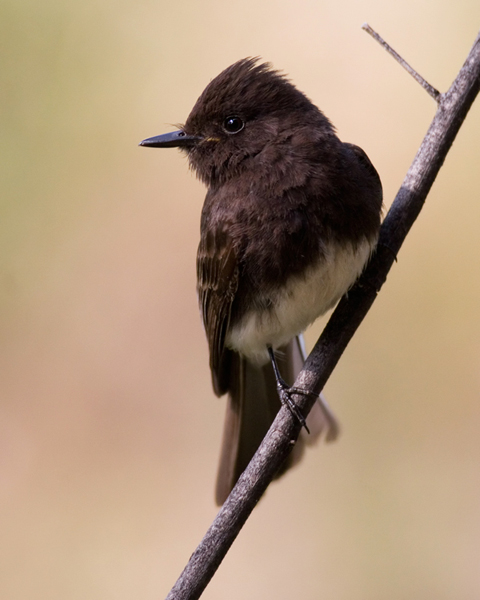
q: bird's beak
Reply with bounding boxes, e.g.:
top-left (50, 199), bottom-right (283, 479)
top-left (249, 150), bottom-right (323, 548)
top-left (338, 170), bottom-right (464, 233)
top-left (139, 129), bottom-right (202, 148)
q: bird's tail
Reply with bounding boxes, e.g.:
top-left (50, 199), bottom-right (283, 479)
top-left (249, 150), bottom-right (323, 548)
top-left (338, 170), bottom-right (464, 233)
top-left (215, 335), bottom-right (339, 505)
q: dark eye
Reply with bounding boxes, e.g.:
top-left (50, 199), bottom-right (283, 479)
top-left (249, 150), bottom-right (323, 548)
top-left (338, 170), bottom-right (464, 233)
top-left (223, 116), bottom-right (245, 134)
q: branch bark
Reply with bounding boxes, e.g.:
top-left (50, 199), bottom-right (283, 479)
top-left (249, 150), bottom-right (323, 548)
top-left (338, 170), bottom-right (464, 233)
top-left (165, 29), bottom-right (480, 600)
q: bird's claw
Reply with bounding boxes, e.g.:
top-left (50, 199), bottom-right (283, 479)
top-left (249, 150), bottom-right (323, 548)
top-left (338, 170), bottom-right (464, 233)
top-left (276, 381), bottom-right (310, 434)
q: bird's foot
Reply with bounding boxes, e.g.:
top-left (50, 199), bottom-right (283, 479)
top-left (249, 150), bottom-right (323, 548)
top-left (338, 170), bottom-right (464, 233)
top-left (268, 345), bottom-right (316, 433)
top-left (275, 379), bottom-right (311, 434)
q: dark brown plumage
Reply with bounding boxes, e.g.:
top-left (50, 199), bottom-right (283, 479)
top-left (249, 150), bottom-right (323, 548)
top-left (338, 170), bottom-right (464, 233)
top-left (141, 58), bottom-right (383, 504)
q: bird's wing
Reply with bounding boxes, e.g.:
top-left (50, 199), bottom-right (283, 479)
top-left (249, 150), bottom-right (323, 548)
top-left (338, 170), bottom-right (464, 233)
top-left (343, 142), bottom-right (382, 193)
top-left (197, 225), bottom-right (239, 396)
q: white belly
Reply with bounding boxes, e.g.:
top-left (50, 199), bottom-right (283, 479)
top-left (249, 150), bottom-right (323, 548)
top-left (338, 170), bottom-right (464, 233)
top-left (226, 237), bottom-right (375, 365)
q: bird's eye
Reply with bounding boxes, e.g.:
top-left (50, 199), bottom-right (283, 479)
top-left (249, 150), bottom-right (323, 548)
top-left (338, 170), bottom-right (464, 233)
top-left (223, 116), bottom-right (245, 134)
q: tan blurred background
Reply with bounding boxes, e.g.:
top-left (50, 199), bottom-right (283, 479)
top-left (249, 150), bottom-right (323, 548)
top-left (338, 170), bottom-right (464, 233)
top-left (1, 0), bottom-right (479, 598)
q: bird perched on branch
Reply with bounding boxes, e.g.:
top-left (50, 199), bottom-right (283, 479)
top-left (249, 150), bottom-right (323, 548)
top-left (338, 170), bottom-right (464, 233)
top-left (141, 58), bottom-right (382, 504)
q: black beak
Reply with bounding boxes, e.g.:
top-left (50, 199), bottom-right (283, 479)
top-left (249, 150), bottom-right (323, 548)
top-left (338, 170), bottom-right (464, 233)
top-left (139, 130), bottom-right (202, 148)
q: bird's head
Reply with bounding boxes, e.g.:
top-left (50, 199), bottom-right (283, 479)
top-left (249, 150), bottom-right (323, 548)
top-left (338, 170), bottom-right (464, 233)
top-left (140, 58), bottom-right (334, 186)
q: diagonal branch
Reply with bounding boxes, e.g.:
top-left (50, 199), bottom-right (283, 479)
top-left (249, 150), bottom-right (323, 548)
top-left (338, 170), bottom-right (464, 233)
top-left (164, 29), bottom-right (480, 600)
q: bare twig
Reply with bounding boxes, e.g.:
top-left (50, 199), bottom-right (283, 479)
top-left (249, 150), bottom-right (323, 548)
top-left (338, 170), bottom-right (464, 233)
top-left (164, 30), bottom-right (480, 600)
top-left (362, 23), bottom-right (441, 101)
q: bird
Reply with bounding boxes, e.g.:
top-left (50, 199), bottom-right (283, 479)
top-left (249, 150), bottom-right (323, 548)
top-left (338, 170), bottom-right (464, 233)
top-left (140, 58), bottom-right (383, 504)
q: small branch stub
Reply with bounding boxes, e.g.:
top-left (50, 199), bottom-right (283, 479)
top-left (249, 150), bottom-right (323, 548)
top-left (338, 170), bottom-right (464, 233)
top-left (362, 23), bottom-right (442, 101)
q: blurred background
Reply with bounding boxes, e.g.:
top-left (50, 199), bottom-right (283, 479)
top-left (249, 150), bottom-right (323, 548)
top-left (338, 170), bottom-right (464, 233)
top-left (1, 0), bottom-right (479, 598)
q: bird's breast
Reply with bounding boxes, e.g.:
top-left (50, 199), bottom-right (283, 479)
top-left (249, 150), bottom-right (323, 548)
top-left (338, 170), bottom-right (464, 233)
top-left (225, 236), bottom-right (376, 365)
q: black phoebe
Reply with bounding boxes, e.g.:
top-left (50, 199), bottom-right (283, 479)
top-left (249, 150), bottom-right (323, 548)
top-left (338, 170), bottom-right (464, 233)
top-left (140, 58), bottom-right (382, 504)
